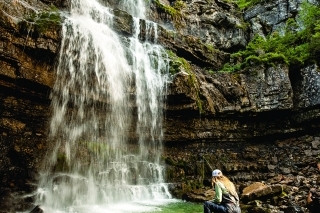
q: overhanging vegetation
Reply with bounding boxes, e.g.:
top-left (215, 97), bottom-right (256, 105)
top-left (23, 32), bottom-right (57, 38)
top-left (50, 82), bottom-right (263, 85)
top-left (219, 1), bottom-right (320, 72)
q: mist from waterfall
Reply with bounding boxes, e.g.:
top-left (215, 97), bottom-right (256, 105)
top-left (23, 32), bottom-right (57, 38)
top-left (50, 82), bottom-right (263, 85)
top-left (34, 0), bottom-right (172, 212)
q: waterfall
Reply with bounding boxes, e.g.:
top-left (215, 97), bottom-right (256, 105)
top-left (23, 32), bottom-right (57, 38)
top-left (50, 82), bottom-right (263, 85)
top-left (35, 0), bottom-right (172, 212)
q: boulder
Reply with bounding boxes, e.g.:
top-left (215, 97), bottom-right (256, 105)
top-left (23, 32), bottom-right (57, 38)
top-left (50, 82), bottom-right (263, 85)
top-left (30, 205), bottom-right (43, 213)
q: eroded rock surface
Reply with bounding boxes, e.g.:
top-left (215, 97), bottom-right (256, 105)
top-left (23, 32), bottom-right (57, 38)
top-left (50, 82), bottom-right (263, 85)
top-left (166, 134), bottom-right (320, 212)
top-left (244, 0), bottom-right (303, 39)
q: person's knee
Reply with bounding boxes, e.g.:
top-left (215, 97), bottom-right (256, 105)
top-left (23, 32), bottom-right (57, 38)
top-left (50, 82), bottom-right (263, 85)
top-left (203, 201), bottom-right (210, 213)
top-left (203, 201), bottom-right (211, 209)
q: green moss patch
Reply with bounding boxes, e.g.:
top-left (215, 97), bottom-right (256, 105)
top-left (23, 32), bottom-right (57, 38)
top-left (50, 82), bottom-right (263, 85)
top-left (21, 5), bottom-right (61, 33)
top-left (152, 0), bottom-right (186, 30)
top-left (167, 50), bottom-right (204, 113)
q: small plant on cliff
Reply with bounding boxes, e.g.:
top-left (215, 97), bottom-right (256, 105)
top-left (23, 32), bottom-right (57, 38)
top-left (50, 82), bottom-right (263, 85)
top-left (235, 0), bottom-right (261, 10)
top-left (21, 5), bottom-right (61, 33)
top-left (221, 0), bottom-right (261, 10)
top-left (167, 50), bottom-right (191, 75)
top-left (235, 20), bottom-right (250, 31)
top-left (173, 0), bottom-right (187, 11)
top-left (167, 50), bottom-right (204, 113)
top-left (152, 0), bottom-right (186, 30)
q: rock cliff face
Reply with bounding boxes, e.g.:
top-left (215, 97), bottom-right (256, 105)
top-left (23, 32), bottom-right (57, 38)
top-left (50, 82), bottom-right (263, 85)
top-left (0, 0), bottom-right (319, 212)
top-left (0, 0), bottom-right (58, 209)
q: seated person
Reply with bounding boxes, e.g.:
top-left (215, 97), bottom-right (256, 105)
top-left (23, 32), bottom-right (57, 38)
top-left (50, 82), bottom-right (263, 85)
top-left (306, 188), bottom-right (320, 213)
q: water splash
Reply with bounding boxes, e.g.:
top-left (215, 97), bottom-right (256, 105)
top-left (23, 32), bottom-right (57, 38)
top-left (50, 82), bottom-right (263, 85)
top-left (35, 0), bottom-right (171, 211)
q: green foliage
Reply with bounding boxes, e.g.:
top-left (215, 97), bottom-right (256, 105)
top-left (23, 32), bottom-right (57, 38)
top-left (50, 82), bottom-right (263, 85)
top-left (220, 1), bottom-right (320, 72)
top-left (152, 0), bottom-right (185, 29)
top-left (205, 43), bottom-right (215, 53)
top-left (173, 0), bottom-right (187, 11)
top-left (235, 0), bottom-right (261, 10)
top-left (167, 50), bottom-right (191, 74)
top-left (220, 63), bottom-right (242, 73)
top-left (153, 0), bottom-right (180, 17)
top-left (23, 5), bottom-right (61, 33)
top-left (236, 21), bottom-right (250, 31)
top-left (301, 1), bottom-right (320, 60)
top-left (280, 189), bottom-right (288, 198)
top-left (167, 50), bottom-right (204, 113)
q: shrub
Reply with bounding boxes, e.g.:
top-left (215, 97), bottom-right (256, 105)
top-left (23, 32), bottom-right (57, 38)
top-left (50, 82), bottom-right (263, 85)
top-left (219, 1), bottom-right (320, 72)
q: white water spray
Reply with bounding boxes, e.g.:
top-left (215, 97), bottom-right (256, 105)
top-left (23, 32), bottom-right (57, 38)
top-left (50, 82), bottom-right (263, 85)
top-left (35, 0), bottom-right (172, 212)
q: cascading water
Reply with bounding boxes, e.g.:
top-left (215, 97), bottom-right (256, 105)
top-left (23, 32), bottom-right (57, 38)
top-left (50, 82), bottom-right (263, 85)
top-left (35, 0), bottom-right (173, 212)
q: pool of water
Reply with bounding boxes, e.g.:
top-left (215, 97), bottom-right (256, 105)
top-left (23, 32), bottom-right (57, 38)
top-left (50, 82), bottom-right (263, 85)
top-left (108, 199), bottom-right (203, 213)
top-left (24, 199), bottom-right (203, 213)
top-left (149, 200), bottom-right (202, 213)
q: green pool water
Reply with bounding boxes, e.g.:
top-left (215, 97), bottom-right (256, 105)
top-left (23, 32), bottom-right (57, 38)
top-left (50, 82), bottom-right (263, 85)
top-left (148, 201), bottom-right (203, 213)
top-left (21, 200), bottom-right (203, 213)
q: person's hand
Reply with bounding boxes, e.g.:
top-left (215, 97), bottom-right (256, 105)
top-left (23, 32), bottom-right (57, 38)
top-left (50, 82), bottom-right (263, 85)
top-left (307, 189), bottom-right (314, 205)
